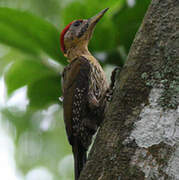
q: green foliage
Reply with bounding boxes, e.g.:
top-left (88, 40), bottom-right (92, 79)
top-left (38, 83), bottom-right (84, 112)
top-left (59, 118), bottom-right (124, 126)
top-left (1, 106), bottom-right (72, 178)
top-left (5, 59), bottom-right (57, 94)
top-left (0, 7), bottom-right (66, 110)
top-left (0, 7), bottom-right (65, 64)
top-left (28, 75), bottom-right (61, 109)
top-left (113, 0), bottom-right (151, 52)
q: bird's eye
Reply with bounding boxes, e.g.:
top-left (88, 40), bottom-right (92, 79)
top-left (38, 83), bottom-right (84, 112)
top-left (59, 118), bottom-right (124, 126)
top-left (73, 20), bottom-right (82, 27)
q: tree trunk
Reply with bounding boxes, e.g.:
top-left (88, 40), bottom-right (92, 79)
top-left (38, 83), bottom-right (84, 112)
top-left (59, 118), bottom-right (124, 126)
top-left (79, 0), bottom-right (179, 179)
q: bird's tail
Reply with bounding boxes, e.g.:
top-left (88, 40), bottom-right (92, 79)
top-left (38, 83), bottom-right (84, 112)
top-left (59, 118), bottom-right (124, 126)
top-left (72, 138), bottom-right (87, 180)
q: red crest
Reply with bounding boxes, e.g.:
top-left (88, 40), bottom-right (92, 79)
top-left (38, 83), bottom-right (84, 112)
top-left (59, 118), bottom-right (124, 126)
top-left (60, 21), bottom-right (74, 53)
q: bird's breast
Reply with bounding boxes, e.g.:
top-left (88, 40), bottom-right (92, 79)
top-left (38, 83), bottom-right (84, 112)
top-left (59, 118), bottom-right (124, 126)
top-left (89, 62), bottom-right (108, 100)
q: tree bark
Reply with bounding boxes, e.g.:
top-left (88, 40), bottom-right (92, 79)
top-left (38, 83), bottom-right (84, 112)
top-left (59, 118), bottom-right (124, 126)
top-left (79, 0), bottom-right (179, 179)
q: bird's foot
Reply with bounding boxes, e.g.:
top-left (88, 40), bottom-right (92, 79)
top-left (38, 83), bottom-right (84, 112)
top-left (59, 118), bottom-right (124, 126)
top-left (106, 67), bottom-right (122, 102)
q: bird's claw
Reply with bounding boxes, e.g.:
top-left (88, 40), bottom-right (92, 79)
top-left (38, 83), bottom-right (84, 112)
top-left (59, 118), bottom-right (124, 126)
top-left (106, 67), bottom-right (122, 102)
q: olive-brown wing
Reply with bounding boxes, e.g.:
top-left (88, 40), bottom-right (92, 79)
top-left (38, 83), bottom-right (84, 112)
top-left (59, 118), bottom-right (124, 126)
top-left (62, 57), bottom-right (91, 145)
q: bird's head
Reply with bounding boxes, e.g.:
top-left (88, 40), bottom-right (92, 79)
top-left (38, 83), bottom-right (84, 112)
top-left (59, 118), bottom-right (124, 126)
top-left (60, 8), bottom-right (109, 58)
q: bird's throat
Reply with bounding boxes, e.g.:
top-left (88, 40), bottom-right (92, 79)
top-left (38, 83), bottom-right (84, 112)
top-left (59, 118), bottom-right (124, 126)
top-left (66, 45), bottom-right (91, 62)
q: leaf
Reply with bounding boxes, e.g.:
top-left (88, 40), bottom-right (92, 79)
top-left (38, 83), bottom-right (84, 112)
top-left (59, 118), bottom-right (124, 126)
top-left (1, 108), bottom-right (33, 142)
top-left (0, 7), bottom-right (65, 64)
top-left (0, 45), bottom-right (11, 75)
top-left (27, 75), bottom-right (61, 109)
top-left (113, 0), bottom-right (151, 52)
top-left (5, 59), bottom-right (57, 94)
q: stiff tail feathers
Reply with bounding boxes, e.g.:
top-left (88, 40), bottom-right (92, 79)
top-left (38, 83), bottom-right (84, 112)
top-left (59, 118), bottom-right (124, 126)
top-left (72, 138), bottom-right (87, 180)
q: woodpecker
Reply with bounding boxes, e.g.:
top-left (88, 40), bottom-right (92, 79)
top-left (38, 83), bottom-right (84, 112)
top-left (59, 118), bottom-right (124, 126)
top-left (60, 8), bottom-right (109, 180)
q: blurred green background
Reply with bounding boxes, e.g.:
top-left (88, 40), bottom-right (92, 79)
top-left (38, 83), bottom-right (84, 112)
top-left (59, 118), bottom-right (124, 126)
top-left (0, 0), bottom-right (151, 179)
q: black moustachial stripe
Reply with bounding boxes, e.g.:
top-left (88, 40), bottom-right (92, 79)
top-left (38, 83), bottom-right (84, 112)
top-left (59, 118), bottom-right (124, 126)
top-left (77, 23), bottom-right (89, 38)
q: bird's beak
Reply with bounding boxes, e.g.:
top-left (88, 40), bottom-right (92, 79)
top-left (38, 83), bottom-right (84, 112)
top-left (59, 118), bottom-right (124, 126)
top-left (87, 8), bottom-right (109, 32)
